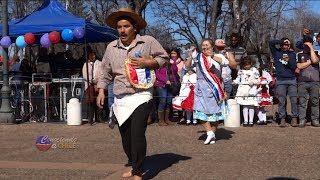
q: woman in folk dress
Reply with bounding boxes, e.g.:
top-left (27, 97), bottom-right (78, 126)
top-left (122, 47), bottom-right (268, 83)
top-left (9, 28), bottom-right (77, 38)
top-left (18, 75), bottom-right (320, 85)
top-left (185, 38), bottom-right (229, 145)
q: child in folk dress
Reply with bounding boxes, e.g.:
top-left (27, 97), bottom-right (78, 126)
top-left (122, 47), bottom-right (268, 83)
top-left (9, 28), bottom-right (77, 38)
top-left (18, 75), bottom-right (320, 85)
top-left (256, 70), bottom-right (273, 125)
top-left (181, 68), bottom-right (197, 125)
top-left (233, 57), bottom-right (260, 127)
top-left (172, 68), bottom-right (197, 125)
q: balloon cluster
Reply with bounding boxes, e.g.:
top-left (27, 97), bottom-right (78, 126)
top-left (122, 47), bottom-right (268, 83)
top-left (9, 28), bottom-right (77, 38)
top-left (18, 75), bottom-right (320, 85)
top-left (0, 27), bottom-right (85, 48)
top-left (40, 27), bottom-right (84, 47)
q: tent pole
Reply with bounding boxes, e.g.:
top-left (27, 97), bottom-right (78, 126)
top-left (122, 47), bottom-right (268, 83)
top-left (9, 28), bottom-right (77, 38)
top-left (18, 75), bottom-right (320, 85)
top-left (28, 45), bottom-right (32, 70)
top-left (65, 0), bottom-right (69, 51)
top-left (83, 25), bottom-right (92, 125)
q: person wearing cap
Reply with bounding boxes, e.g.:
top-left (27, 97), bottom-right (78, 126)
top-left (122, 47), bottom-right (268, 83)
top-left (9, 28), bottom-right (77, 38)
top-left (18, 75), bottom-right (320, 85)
top-left (214, 39), bottom-right (237, 98)
top-left (269, 38), bottom-right (298, 127)
top-left (96, 8), bottom-right (168, 179)
top-left (296, 36), bottom-right (320, 127)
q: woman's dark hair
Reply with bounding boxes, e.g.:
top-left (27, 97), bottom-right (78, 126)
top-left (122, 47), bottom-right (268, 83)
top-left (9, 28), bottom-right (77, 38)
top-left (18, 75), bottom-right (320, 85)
top-left (303, 36), bottom-right (313, 43)
top-left (240, 56), bottom-right (252, 69)
top-left (19, 58), bottom-right (33, 81)
top-left (38, 47), bottom-right (49, 62)
top-left (280, 37), bottom-right (290, 41)
top-left (164, 47), bottom-right (171, 55)
top-left (39, 47), bottom-right (48, 57)
top-left (202, 38), bottom-right (214, 47)
top-left (20, 58), bottom-right (29, 68)
top-left (170, 48), bottom-right (181, 59)
top-left (86, 46), bottom-right (94, 58)
top-left (280, 37), bottom-right (294, 51)
top-left (230, 33), bottom-right (239, 39)
top-left (280, 37), bottom-right (290, 45)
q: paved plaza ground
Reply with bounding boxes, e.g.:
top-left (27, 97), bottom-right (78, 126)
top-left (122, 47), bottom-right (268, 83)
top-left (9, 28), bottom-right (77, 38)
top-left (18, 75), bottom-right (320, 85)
top-left (0, 119), bottom-right (319, 180)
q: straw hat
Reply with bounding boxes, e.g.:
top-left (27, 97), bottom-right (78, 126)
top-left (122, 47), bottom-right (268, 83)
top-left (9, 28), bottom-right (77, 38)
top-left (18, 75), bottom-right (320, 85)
top-left (105, 8), bottom-right (147, 30)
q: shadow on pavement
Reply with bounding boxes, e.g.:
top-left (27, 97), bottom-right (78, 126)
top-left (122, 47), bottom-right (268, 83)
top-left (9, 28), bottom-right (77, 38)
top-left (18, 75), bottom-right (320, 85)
top-left (143, 153), bottom-right (191, 179)
top-left (216, 128), bottom-right (235, 140)
top-left (266, 177), bottom-right (298, 180)
top-left (198, 128), bottom-right (235, 141)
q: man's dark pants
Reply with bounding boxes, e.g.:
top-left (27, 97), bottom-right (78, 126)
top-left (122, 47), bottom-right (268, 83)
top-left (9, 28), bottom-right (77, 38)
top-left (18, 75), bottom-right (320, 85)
top-left (298, 81), bottom-right (320, 121)
top-left (118, 101), bottom-right (151, 176)
top-left (276, 79), bottom-right (298, 120)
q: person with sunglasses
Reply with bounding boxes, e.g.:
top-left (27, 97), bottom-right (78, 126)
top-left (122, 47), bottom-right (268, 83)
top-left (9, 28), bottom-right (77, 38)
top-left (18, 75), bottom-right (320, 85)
top-left (269, 38), bottom-right (298, 127)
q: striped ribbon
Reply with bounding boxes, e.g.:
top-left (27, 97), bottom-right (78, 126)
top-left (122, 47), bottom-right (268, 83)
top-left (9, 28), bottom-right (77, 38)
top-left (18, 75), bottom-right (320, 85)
top-left (197, 53), bottom-right (226, 103)
top-left (128, 63), bottom-right (152, 84)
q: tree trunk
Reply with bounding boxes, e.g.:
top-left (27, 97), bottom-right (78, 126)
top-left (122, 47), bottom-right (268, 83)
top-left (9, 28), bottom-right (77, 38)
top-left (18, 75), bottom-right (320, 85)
top-left (230, 0), bottom-right (242, 34)
top-left (208, 0), bottom-right (223, 40)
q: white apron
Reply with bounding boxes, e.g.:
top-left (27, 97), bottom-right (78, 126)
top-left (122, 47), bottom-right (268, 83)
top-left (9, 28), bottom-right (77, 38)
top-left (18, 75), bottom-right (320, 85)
top-left (112, 91), bottom-right (152, 126)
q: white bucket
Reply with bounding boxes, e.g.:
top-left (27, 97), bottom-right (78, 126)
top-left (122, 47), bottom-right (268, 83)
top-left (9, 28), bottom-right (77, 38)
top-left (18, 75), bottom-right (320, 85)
top-left (67, 98), bottom-right (82, 125)
top-left (224, 99), bottom-right (240, 127)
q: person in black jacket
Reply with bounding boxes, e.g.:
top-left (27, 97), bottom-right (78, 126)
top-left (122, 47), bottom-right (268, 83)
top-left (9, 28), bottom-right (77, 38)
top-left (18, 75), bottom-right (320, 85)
top-left (269, 38), bottom-right (298, 127)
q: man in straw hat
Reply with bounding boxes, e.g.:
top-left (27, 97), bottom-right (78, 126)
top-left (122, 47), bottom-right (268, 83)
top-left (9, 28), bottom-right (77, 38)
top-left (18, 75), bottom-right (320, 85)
top-left (96, 7), bottom-right (169, 179)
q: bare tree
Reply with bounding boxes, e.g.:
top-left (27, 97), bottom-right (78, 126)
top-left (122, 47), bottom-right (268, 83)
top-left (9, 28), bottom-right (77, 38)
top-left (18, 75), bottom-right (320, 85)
top-left (126, 0), bottom-right (151, 15)
top-left (128, 0), bottom-right (152, 35)
top-left (86, 0), bottom-right (118, 25)
top-left (151, 0), bottom-right (223, 50)
top-left (8, 0), bottom-right (42, 19)
top-left (227, 0), bottom-right (244, 35)
top-left (86, 0), bottom-right (151, 25)
top-left (145, 23), bottom-right (178, 49)
top-left (243, 0), bottom-right (278, 53)
top-left (7, 0), bottom-right (317, 59)
top-left (225, 0), bottom-right (263, 38)
top-left (60, 0), bottom-right (90, 19)
top-left (279, 2), bottom-right (320, 41)
top-left (86, 0), bottom-right (151, 37)
top-left (209, 0), bottom-right (224, 40)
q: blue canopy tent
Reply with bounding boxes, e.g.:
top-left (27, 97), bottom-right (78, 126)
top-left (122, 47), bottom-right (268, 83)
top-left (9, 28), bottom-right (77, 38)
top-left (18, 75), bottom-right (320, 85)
top-left (0, 0), bottom-right (119, 123)
top-left (0, 0), bottom-right (118, 43)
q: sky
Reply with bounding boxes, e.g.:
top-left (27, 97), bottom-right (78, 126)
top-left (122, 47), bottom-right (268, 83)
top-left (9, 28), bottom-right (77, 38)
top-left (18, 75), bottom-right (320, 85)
top-left (309, 0), bottom-right (320, 12)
